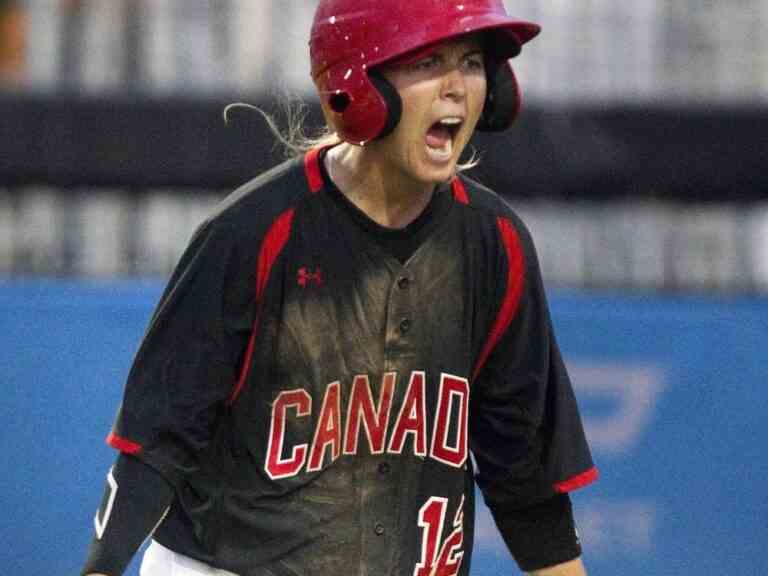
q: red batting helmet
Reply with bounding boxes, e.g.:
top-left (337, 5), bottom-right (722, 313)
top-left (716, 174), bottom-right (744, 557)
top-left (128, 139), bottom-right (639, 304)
top-left (310, 0), bottom-right (541, 145)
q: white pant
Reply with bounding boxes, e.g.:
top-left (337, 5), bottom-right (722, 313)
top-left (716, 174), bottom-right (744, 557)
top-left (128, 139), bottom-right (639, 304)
top-left (140, 540), bottom-right (240, 576)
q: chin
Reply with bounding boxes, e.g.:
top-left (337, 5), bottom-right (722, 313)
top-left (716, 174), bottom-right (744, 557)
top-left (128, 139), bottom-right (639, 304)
top-left (416, 152), bottom-right (463, 184)
top-left (423, 165), bottom-right (457, 185)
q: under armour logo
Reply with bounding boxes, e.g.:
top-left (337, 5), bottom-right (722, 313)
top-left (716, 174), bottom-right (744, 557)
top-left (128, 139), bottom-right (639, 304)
top-left (297, 267), bottom-right (323, 287)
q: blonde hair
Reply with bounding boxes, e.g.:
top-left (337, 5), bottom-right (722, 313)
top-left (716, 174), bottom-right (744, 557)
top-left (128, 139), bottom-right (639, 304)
top-left (223, 95), bottom-right (481, 172)
top-left (223, 96), bottom-right (339, 158)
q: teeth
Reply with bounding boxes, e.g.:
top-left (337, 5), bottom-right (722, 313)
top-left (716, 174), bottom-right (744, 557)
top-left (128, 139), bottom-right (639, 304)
top-left (426, 138), bottom-right (453, 162)
top-left (439, 117), bottom-right (462, 126)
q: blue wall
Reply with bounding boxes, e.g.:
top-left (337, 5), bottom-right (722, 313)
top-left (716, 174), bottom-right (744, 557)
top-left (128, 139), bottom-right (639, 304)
top-left (1, 281), bottom-right (766, 575)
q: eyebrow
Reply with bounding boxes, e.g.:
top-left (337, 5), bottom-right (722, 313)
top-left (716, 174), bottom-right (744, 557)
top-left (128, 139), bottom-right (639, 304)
top-left (389, 45), bottom-right (439, 66)
top-left (388, 44), bottom-right (484, 69)
top-left (420, 48), bottom-right (484, 63)
top-left (463, 49), bottom-right (484, 58)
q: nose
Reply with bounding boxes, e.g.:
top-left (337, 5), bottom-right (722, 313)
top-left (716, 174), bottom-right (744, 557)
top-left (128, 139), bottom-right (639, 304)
top-left (440, 67), bottom-right (467, 101)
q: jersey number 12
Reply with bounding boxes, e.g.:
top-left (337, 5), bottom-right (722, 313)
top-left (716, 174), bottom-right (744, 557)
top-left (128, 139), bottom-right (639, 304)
top-left (413, 495), bottom-right (465, 576)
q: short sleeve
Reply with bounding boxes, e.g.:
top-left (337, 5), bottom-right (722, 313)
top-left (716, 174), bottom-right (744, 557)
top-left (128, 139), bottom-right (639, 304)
top-left (107, 220), bottom-right (255, 486)
top-left (470, 215), bottom-right (597, 510)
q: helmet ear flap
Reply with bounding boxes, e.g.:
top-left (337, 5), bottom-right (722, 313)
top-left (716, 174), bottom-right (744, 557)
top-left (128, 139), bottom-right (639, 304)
top-left (478, 60), bottom-right (522, 132)
top-left (368, 71), bottom-right (403, 141)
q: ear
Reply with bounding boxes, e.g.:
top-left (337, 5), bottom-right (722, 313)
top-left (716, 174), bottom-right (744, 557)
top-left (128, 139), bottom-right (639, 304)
top-left (477, 60), bottom-right (521, 132)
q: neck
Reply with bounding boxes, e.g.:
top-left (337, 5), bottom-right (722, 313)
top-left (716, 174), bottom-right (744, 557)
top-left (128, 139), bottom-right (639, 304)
top-left (325, 143), bottom-right (438, 229)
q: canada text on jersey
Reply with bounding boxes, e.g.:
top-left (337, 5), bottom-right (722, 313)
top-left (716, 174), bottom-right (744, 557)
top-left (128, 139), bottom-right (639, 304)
top-left (265, 370), bottom-right (469, 479)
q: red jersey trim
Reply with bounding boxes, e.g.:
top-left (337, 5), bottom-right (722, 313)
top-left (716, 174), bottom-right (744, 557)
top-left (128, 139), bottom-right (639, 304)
top-left (227, 208), bottom-right (296, 405)
top-left (451, 177), bottom-right (470, 205)
top-left (304, 148), bottom-right (324, 193)
top-left (471, 217), bottom-right (525, 382)
top-left (106, 431), bottom-right (142, 455)
top-left (554, 466), bottom-right (599, 493)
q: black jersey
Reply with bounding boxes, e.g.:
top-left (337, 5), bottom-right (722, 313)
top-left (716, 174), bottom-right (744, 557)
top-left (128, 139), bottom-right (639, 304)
top-left (107, 149), bottom-right (596, 576)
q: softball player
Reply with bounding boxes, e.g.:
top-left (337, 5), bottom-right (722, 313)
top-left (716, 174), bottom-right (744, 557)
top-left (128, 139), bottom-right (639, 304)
top-left (82, 1), bottom-right (597, 575)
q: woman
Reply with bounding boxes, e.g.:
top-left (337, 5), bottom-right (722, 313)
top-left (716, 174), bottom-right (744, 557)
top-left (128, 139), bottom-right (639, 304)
top-left (82, 1), bottom-right (597, 575)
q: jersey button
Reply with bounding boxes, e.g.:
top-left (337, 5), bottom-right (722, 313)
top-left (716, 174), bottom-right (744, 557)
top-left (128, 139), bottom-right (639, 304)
top-left (378, 462), bottom-right (390, 474)
top-left (374, 523), bottom-right (385, 536)
top-left (399, 318), bottom-right (411, 334)
top-left (397, 276), bottom-right (410, 290)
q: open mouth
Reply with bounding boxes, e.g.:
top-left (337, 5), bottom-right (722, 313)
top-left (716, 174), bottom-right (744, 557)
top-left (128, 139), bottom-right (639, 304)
top-left (425, 117), bottom-right (463, 162)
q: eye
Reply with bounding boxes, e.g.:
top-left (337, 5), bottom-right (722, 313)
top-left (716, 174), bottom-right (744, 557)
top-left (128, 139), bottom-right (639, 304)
top-left (413, 56), bottom-right (440, 71)
top-left (462, 54), bottom-right (485, 73)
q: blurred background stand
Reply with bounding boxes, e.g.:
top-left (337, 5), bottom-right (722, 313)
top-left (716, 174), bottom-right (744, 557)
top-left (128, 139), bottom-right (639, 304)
top-left (0, 0), bottom-right (25, 87)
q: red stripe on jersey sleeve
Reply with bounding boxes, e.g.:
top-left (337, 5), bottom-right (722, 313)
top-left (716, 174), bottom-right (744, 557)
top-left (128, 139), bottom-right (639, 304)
top-left (304, 148), bottom-right (324, 193)
top-left (227, 208), bottom-right (296, 405)
top-left (554, 466), bottom-right (599, 493)
top-left (451, 177), bottom-right (470, 205)
top-left (255, 208), bottom-right (295, 299)
top-left (106, 431), bottom-right (143, 455)
top-left (471, 217), bottom-right (525, 382)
